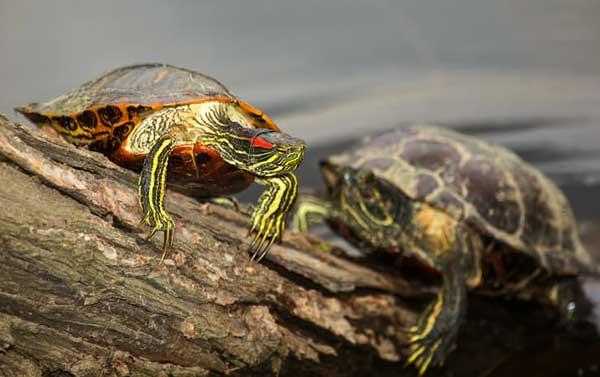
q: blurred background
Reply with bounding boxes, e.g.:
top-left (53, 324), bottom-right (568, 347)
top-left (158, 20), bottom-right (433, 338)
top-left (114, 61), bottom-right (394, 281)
top-left (1, 1), bottom-right (600, 375)
top-left (1, 0), bottom-right (599, 217)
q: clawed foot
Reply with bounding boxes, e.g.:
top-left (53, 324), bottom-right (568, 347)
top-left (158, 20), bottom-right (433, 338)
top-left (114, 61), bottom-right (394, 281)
top-left (138, 136), bottom-right (177, 264)
top-left (402, 298), bottom-right (459, 375)
top-left (248, 209), bottom-right (284, 262)
top-left (141, 213), bottom-right (175, 265)
top-left (404, 326), bottom-right (453, 375)
top-left (247, 174), bottom-right (297, 262)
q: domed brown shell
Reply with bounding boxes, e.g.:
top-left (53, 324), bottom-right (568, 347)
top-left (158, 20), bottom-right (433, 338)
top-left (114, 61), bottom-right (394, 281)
top-left (20, 63), bottom-right (235, 115)
top-left (327, 125), bottom-right (591, 275)
top-left (16, 64), bottom-right (278, 148)
top-left (16, 63), bottom-right (279, 198)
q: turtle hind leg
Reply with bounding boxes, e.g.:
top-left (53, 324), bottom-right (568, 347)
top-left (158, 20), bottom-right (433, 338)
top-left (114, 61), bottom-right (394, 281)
top-left (139, 137), bottom-right (176, 263)
top-left (406, 262), bottom-right (467, 375)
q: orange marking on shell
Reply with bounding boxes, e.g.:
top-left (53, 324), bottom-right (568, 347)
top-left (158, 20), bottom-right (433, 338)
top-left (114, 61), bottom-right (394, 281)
top-left (24, 98), bottom-right (236, 139)
top-left (153, 69), bottom-right (169, 84)
top-left (238, 100), bottom-right (280, 131)
top-left (19, 96), bottom-right (277, 185)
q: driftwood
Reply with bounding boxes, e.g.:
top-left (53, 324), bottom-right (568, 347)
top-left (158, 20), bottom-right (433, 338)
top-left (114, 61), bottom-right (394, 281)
top-left (0, 114), bottom-right (436, 377)
top-left (1, 114), bottom-right (599, 377)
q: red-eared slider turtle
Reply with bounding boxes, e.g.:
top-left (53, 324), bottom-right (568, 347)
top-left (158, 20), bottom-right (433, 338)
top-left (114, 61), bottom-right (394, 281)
top-left (17, 63), bottom-right (305, 262)
top-left (290, 125), bottom-right (595, 374)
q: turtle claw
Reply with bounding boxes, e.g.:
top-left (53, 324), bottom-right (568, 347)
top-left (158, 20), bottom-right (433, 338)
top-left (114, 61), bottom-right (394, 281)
top-left (250, 237), bottom-right (275, 263)
top-left (405, 336), bottom-right (446, 376)
top-left (141, 214), bottom-right (175, 265)
top-left (144, 227), bottom-right (158, 240)
top-left (247, 174), bottom-right (297, 262)
top-left (249, 234), bottom-right (266, 261)
top-left (248, 207), bottom-right (283, 262)
top-left (158, 227), bottom-right (175, 265)
top-left (403, 302), bottom-right (457, 376)
top-left (249, 218), bottom-right (280, 262)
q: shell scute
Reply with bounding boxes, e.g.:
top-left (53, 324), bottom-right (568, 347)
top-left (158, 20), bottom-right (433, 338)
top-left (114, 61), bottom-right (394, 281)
top-left (22, 64), bottom-right (234, 115)
top-left (415, 173), bottom-right (439, 198)
top-left (513, 167), bottom-right (556, 248)
top-left (459, 157), bottom-right (521, 235)
top-left (52, 115), bottom-right (78, 132)
top-left (76, 110), bottom-right (98, 131)
top-left (97, 105), bottom-right (123, 127)
top-left (362, 157), bottom-right (397, 171)
top-left (126, 105), bottom-right (154, 120)
top-left (400, 139), bottom-right (462, 171)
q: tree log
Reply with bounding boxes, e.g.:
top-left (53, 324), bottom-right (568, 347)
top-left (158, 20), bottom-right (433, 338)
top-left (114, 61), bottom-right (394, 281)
top-left (0, 114), bottom-right (436, 376)
top-left (1, 114), bottom-right (599, 377)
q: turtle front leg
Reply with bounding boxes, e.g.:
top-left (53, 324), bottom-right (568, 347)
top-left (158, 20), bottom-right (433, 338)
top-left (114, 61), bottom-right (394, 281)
top-left (399, 203), bottom-right (483, 375)
top-left (249, 173), bottom-right (298, 261)
top-left (406, 262), bottom-right (467, 375)
top-left (288, 193), bottom-right (333, 233)
top-left (139, 137), bottom-right (176, 264)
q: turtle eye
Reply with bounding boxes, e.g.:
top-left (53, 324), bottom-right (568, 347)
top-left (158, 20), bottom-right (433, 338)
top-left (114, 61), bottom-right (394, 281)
top-left (251, 136), bottom-right (273, 149)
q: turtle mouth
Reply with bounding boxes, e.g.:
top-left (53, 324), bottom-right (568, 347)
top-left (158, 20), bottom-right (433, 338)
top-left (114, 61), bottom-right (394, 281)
top-left (248, 131), bottom-right (306, 174)
top-left (328, 219), bottom-right (374, 252)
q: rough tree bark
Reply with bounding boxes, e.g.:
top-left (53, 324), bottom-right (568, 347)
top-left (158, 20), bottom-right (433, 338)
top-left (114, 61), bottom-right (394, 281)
top-left (1, 115), bottom-right (598, 377)
top-left (0, 114), bottom-right (437, 377)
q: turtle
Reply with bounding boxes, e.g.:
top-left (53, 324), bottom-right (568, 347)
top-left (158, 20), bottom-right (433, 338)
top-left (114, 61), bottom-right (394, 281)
top-left (290, 125), bottom-right (596, 375)
top-left (16, 63), bottom-right (305, 263)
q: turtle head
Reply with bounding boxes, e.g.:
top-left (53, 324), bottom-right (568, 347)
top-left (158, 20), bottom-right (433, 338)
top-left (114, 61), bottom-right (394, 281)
top-left (321, 162), bottom-right (405, 248)
top-left (245, 130), bottom-right (305, 176)
top-left (207, 126), bottom-right (305, 177)
top-left (186, 101), bottom-right (305, 176)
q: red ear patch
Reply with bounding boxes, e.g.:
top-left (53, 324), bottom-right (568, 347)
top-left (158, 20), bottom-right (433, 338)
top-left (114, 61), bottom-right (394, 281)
top-left (251, 136), bottom-right (273, 149)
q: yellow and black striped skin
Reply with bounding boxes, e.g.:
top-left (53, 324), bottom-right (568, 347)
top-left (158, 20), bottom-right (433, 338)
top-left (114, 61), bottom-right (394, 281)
top-left (135, 118), bottom-right (304, 263)
top-left (290, 169), bottom-right (481, 374)
top-left (17, 63), bottom-right (305, 263)
top-left (249, 174), bottom-right (298, 261)
top-left (139, 137), bottom-right (176, 264)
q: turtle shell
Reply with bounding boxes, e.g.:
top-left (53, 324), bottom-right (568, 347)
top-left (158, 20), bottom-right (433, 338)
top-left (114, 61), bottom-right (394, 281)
top-left (16, 63), bottom-right (280, 197)
top-left (326, 125), bottom-right (591, 276)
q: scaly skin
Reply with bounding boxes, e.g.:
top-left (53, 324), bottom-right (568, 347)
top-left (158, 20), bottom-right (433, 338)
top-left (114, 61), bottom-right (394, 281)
top-left (137, 103), bottom-right (305, 263)
top-left (249, 174), bottom-right (298, 261)
top-left (139, 137), bottom-right (176, 263)
top-left (17, 64), bottom-right (305, 264)
top-left (290, 168), bottom-right (482, 375)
